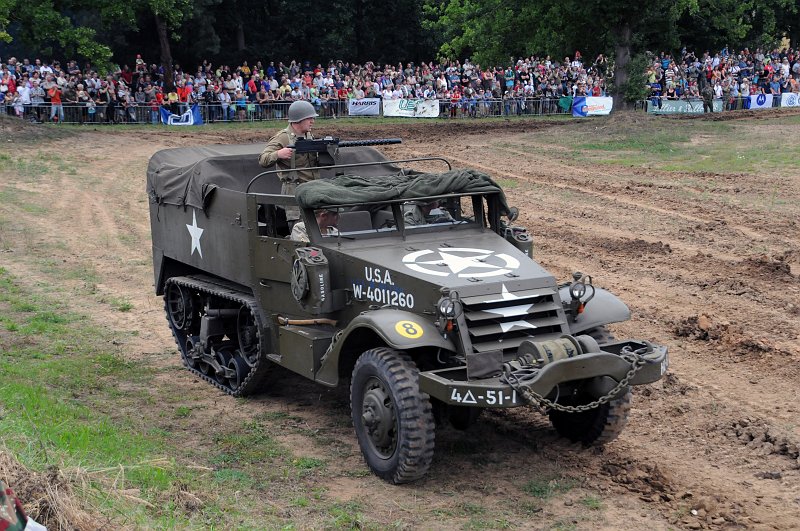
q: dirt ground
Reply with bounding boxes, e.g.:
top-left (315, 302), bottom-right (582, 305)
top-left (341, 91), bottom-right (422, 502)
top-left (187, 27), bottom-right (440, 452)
top-left (1, 112), bottom-right (799, 530)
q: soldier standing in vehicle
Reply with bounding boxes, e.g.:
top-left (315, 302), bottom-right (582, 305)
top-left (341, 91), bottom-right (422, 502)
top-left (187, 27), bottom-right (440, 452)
top-left (258, 100), bottom-right (319, 226)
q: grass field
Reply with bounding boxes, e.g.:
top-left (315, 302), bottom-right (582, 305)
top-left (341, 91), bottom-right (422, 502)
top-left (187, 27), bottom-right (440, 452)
top-left (2, 110), bottom-right (799, 529)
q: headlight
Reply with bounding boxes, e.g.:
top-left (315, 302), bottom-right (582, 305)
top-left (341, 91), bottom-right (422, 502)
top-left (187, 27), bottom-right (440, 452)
top-left (438, 298), bottom-right (456, 317)
top-left (570, 282), bottom-right (586, 300)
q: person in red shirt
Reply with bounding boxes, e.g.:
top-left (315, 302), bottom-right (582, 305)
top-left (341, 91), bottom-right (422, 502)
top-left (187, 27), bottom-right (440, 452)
top-left (176, 81), bottom-right (191, 113)
top-left (48, 84), bottom-right (64, 122)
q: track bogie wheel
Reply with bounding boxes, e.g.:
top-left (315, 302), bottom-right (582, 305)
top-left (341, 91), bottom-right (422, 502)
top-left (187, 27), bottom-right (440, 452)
top-left (183, 336), bottom-right (199, 369)
top-left (350, 348), bottom-right (435, 484)
top-left (215, 346), bottom-right (234, 385)
top-left (228, 352), bottom-right (249, 392)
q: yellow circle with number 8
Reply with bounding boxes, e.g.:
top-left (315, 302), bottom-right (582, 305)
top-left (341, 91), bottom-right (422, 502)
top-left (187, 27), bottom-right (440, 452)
top-left (395, 320), bottom-right (424, 339)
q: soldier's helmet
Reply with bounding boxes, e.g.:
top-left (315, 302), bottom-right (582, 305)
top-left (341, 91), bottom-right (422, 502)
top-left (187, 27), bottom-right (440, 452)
top-left (287, 100), bottom-right (318, 122)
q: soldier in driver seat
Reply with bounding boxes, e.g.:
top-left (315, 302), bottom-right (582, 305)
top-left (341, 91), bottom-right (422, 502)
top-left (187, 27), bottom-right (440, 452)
top-left (291, 208), bottom-right (339, 242)
top-left (403, 199), bottom-right (454, 226)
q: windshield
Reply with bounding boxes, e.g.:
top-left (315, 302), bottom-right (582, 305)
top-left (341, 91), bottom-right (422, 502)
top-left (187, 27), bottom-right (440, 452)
top-left (316, 195), bottom-right (484, 241)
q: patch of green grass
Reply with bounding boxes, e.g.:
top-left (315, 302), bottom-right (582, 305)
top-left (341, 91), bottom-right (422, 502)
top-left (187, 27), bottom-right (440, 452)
top-left (521, 475), bottom-right (577, 500)
top-left (20, 202), bottom-right (48, 214)
top-left (290, 497), bottom-right (310, 508)
top-left (578, 128), bottom-right (691, 155)
top-left (0, 268), bottom-right (236, 527)
top-left (108, 296), bottom-right (133, 312)
top-left (212, 420), bottom-right (287, 467)
top-left (174, 406), bottom-right (192, 418)
top-left (580, 496), bottom-right (603, 510)
top-left (213, 468), bottom-right (255, 488)
top-left (292, 457), bottom-right (325, 470)
top-left (328, 501), bottom-right (366, 529)
top-left (463, 517), bottom-right (513, 530)
top-left (495, 178), bottom-right (518, 189)
top-left (457, 501), bottom-right (486, 516)
top-left (551, 520), bottom-right (578, 531)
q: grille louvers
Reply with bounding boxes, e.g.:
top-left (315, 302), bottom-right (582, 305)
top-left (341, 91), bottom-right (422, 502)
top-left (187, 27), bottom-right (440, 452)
top-left (461, 287), bottom-right (567, 355)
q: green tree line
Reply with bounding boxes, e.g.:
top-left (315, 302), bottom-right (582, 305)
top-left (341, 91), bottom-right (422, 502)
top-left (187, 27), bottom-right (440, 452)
top-left (0, 0), bottom-right (797, 102)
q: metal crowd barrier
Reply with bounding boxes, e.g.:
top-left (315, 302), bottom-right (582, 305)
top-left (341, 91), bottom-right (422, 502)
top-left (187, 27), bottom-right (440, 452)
top-left (639, 95), bottom-right (787, 113)
top-left (0, 97), bottom-right (574, 125)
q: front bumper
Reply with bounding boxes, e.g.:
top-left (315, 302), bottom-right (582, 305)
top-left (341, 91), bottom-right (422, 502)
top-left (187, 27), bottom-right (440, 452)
top-left (418, 340), bottom-right (668, 408)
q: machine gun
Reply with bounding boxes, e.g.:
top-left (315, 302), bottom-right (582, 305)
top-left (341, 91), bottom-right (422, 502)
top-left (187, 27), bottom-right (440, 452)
top-left (291, 136), bottom-right (402, 154)
top-left (290, 136), bottom-right (401, 165)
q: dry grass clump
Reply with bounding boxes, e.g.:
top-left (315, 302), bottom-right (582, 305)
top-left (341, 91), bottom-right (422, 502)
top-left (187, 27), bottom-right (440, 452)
top-left (0, 449), bottom-right (100, 531)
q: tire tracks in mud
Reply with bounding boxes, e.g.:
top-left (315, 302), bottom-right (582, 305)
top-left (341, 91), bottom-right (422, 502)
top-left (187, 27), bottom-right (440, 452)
top-left (395, 138), bottom-right (800, 528)
top-left (408, 144), bottom-right (799, 252)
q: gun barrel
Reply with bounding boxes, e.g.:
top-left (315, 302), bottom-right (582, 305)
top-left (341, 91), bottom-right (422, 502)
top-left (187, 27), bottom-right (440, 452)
top-left (338, 138), bottom-right (402, 148)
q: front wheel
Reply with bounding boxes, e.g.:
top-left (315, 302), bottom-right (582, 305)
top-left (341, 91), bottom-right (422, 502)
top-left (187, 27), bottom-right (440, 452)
top-left (548, 389), bottom-right (632, 446)
top-left (350, 348), bottom-right (435, 484)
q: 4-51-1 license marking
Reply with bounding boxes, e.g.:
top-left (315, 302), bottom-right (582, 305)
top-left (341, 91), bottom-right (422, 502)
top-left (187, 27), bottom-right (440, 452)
top-left (449, 388), bottom-right (518, 406)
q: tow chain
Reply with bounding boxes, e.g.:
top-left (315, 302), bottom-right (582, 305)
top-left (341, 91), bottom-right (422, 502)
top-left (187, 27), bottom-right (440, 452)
top-left (501, 344), bottom-right (651, 413)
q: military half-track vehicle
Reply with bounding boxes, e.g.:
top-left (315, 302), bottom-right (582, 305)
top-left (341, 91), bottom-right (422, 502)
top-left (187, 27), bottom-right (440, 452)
top-left (147, 140), bottom-right (668, 484)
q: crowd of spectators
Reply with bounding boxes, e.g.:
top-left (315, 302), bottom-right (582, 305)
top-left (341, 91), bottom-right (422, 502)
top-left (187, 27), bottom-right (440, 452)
top-left (1, 44), bottom-right (797, 123)
top-left (0, 51), bottom-right (611, 123)
top-left (646, 46), bottom-right (800, 109)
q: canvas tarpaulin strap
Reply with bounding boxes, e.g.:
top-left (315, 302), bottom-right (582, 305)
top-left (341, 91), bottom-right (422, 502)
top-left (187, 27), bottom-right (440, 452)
top-left (295, 169), bottom-right (511, 216)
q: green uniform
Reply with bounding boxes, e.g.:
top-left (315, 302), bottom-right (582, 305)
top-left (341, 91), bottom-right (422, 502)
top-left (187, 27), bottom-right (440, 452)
top-left (259, 125), bottom-right (319, 221)
top-left (403, 202), bottom-right (455, 226)
top-left (702, 85), bottom-right (715, 113)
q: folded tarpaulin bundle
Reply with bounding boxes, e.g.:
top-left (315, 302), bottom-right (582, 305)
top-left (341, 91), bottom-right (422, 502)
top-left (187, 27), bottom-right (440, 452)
top-left (295, 168), bottom-right (511, 216)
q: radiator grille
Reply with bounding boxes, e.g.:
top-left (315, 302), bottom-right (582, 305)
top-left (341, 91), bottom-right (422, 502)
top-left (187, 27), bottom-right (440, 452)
top-left (461, 287), bottom-right (567, 356)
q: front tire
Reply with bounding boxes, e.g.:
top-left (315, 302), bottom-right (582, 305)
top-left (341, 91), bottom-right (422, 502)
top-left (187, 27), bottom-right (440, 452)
top-left (350, 348), bottom-right (435, 484)
top-left (548, 389), bottom-right (632, 446)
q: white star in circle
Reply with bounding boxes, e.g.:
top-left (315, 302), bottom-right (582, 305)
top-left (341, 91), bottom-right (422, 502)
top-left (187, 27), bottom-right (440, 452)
top-left (403, 248), bottom-right (520, 278)
top-left (186, 210), bottom-right (204, 258)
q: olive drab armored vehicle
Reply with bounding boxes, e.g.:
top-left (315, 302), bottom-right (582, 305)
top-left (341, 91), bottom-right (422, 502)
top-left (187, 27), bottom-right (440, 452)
top-left (147, 139), bottom-right (668, 484)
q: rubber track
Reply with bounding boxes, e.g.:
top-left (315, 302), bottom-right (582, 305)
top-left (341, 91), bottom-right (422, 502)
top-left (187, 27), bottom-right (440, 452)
top-left (165, 275), bottom-right (271, 397)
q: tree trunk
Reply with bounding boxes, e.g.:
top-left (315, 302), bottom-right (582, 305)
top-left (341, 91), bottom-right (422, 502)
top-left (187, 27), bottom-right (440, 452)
top-left (155, 13), bottom-right (174, 91)
top-left (354, 0), bottom-right (364, 62)
top-left (236, 24), bottom-right (246, 51)
top-left (612, 22), bottom-right (631, 110)
top-left (233, 0), bottom-right (246, 51)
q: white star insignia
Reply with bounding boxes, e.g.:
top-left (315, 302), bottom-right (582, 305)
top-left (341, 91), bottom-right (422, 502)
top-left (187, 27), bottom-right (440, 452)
top-left (499, 320), bottom-right (538, 333)
top-left (186, 210), bottom-right (204, 258)
top-left (417, 250), bottom-right (499, 275)
top-left (403, 248), bottom-right (520, 278)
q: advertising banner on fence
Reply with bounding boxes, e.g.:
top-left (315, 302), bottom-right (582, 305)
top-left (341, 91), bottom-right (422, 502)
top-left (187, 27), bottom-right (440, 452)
top-left (780, 93), bottom-right (800, 107)
top-left (160, 104), bottom-right (204, 125)
top-left (646, 100), bottom-right (723, 114)
top-left (382, 99), bottom-right (439, 118)
top-left (572, 96), bottom-right (613, 117)
top-left (348, 98), bottom-right (381, 116)
top-left (747, 94), bottom-right (774, 109)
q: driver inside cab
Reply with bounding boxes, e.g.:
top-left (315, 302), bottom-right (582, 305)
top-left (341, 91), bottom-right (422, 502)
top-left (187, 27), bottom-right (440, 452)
top-left (403, 199), bottom-right (454, 226)
top-left (291, 208), bottom-right (339, 242)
